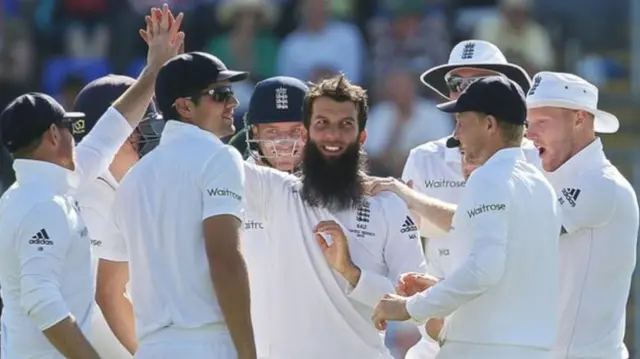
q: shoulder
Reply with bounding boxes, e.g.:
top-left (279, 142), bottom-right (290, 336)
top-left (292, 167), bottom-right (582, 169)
top-left (578, 165), bottom-right (633, 207)
top-left (367, 191), bottom-right (408, 216)
top-left (408, 137), bottom-right (449, 161)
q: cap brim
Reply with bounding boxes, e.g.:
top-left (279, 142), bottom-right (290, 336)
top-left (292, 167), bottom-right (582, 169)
top-left (420, 63), bottom-right (531, 100)
top-left (436, 100), bottom-right (461, 113)
top-left (218, 70), bottom-right (250, 83)
top-left (63, 112), bottom-right (85, 119)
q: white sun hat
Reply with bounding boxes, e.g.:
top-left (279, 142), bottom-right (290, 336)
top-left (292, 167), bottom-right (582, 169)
top-left (420, 39), bottom-right (531, 99)
top-left (526, 71), bottom-right (619, 133)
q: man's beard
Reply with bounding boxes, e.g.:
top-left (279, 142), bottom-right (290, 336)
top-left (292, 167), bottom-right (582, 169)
top-left (299, 139), bottom-right (368, 211)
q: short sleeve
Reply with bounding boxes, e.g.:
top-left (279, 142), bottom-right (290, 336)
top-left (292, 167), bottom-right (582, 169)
top-left (556, 175), bottom-right (616, 235)
top-left (17, 200), bottom-right (73, 330)
top-left (401, 149), bottom-right (423, 189)
top-left (201, 146), bottom-right (245, 221)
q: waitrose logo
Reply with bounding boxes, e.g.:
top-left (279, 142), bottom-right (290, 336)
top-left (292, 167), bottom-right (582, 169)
top-left (207, 188), bottom-right (242, 201)
top-left (467, 203), bottom-right (506, 218)
top-left (425, 179), bottom-right (465, 188)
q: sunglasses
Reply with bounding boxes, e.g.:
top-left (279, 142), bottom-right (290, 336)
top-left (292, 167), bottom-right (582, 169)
top-left (445, 75), bottom-right (487, 93)
top-left (199, 86), bottom-right (235, 103)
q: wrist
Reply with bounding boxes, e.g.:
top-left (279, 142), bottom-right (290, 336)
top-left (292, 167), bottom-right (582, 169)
top-left (341, 264), bottom-right (361, 287)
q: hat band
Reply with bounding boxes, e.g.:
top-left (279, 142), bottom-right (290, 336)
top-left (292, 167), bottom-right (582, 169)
top-left (526, 98), bottom-right (599, 115)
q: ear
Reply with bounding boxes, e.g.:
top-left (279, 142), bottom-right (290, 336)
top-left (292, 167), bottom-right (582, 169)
top-left (45, 124), bottom-right (60, 146)
top-left (484, 115), bottom-right (498, 133)
top-left (358, 129), bottom-right (367, 145)
top-left (575, 110), bottom-right (590, 127)
top-left (175, 98), bottom-right (194, 120)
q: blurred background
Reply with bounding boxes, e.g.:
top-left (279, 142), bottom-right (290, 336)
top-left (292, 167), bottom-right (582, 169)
top-left (0, 0), bottom-right (639, 357)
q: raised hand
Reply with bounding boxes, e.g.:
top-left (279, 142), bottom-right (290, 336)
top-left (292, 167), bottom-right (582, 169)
top-left (139, 4), bottom-right (185, 72)
top-left (314, 220), bottom-right (356, 275)
top-left (362, 176), bottom-right (405, 197)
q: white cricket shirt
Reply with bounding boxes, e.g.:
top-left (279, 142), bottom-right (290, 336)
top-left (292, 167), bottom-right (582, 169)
top-left (544, 138), bottom-right (639, 359)
top-left (0, 107), bottom-right (133, 358)
top-left (239, 156), bottom-right (272, 359)
top-left (104, 120), bottom-right (245, 341)
top-left (76, 171), bottom-right (131, 358)
top-left (406, 147), bottom-right (561, 350)
top-left (244, 163), bottom-right (426, 359)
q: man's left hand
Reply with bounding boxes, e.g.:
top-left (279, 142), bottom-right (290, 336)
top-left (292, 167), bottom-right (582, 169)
top-left (372, 293), bottom-right (411, 330)
top-left (314, 220), bottom-right (359, 284)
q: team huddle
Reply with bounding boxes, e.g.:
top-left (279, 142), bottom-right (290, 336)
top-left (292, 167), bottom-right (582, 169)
top-left (0, 5), bottom-right (638, 359)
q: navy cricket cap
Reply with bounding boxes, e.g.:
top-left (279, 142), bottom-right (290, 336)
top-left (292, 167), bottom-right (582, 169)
top-left (72, 75), bottom-right (158, 142)
top-left (438, 76), bottom-right (526, 148)
top-left (0, 93), bottom-right (85, 153)
top-left (155, 52), bottom-right (249, 117)
top-left (246, 76), bottom-right (308, 125)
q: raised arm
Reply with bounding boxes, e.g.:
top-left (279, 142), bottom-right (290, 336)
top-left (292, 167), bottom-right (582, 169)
top-left (75, 6), bottom-right (184, 182)
top-left (18, 200), bottom-right (99, 359)
top-left (405, 175), bottom-right (509, 322)
top-left (201, 147), bottom-right (256, 358)
top-left (364, 177), bottom-right (457, 234)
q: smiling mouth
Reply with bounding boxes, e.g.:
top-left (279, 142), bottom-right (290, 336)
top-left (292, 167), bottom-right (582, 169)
top-left (321, 145), bottom-right (343, 154)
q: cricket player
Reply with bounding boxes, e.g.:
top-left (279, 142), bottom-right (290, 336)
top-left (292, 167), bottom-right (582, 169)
top-left (401, 39), bottom-right (533, 359)
top-left (104, 51), bottom-right (256, 359)
top-left (241, 73), bottom-right (426, 358)
top-left (526, 72), bottom-right (639, 359)
top-left (72, 74), bottom-right (164, 357)
top-left (229, 76), bottom-right (307, 359)
top-left (370, 77), bottom-right (561, 359)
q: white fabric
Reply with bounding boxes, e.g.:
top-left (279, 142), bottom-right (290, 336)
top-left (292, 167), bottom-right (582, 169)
top-left (406, 148), bottom-right (560, 350)
top-left (77, 172), bottom-right (131, 358)
top-left (243, 162), bottom-right (426, 358)
top-left (526, 71), bottom-right (619, 133)
top-left (105, 120), bottom-right (244, 341)
top-left (436, 341), bottom-right (552, 359)
top-left (544, 138), bottom-right (638, 359)
top-left (0, 107), bottom-right (132, 358)
top-left (134, 324), bottom-right (236, 359)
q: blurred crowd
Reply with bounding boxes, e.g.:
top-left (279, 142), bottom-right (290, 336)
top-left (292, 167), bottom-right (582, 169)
top-left (0, 0), bottom-right (561, 356)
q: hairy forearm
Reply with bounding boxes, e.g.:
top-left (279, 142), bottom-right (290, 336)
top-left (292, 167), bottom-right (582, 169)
top-left (42, 316), bottom-right (100, 359)
top-left (209, 253), bottom-right (256, 357)
top-left (97, 293), bottom-right (137, 354)
top-left (111, 66), bottom-right (158, 127)
top-left (399, 187), bottom-right (457, 232)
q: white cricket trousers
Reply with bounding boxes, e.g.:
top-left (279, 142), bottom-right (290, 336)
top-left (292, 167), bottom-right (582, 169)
top-left (405, 338), bottom-right (440, 359)
top-left (436, 341), bottom-right (552, 359)
top-left (89, 306), bottom-right (132, 358)
top-left (134, 323), bottom-right (237, 359)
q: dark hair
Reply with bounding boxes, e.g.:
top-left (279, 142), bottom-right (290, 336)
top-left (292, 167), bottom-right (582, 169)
top-left (302, 73), bottom-right (368, 131)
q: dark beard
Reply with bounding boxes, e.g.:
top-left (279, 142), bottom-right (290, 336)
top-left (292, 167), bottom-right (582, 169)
top-left (299, 139), bottom-right (368, 211)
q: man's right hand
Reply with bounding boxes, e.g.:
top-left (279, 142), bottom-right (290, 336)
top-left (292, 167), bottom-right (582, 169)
top-left (363, 176), bottom-right (409, 197)
top-left (396, 272), bottom-right (439, 296)
top-left (139, 4), bottom-right (185, 73)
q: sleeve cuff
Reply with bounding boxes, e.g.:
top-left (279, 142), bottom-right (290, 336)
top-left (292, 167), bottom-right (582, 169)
top-left (345, 270), bottom-right (394, 308)
top-left (29, 300), bottom-right (71, 331)
top-left (406, 291), bottom-right (431, 324)
top-left (96, 248), bottom-right (128, 262)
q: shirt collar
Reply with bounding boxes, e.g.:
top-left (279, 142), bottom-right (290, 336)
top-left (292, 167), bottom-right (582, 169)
top-left (544, 138), bottom-right (606, 179)
top-left (13, 159), bottom-right (80, 194)
top-left (159, 120), bottom-right (223, 146)
top-left (484, 147), bottom-right (526, 166)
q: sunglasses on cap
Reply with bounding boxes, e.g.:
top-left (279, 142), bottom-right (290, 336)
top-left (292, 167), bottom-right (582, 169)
top-left (444, 75), bottom-right (487, 93)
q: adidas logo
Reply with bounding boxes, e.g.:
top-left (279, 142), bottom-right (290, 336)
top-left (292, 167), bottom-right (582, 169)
top-left (29, 228), bottom-right (53, 246)
top-left (560, 188), bottom-right (581, 207)
top-left (401, 216), bottom-right (418, 233)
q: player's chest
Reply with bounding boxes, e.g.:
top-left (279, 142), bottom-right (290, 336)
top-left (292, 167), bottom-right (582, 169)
top-left (64, 195), bottom-right (92, 259)
top-left (419, 166), bottom-right (466, 203)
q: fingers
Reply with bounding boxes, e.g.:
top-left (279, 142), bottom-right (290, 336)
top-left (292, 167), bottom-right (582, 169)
top-left (313, 221), bottom-right (345, 242)
top-left (168, 12), bottom-right (184, 42)
top-left (315, 233), bottom-right (329, 251)
top-left (151, 7), bottom-right (161, 37)
top-left (172, 31), bottom-right (185, 54)
top-left (160, 4), bottom-right (170, 30)
top-left (371, 304), bottom-right (388, 331)
top-left (406, 179), bottom-right (414, 189)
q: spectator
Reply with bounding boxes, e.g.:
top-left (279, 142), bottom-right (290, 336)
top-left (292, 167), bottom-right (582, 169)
top-left (474, 0), bottom-right (555, 73)
top-left (364, 67), bottom-right (453, 177)
top-left (57, 73), bottom-right (85, 110)
top-left (207, 0), bottom-right (279, 114)
top-left (368, 0), bottom-right (450, 99)
top-left (0, 19), bottom-right (33, 106)
top-left (277, 0), bottom-right (365, 83)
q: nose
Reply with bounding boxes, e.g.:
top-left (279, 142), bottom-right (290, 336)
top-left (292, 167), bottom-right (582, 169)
top-left (321, 126), bottom-right (342, 142)
top-left (227, 96), bottom-right (239, 109)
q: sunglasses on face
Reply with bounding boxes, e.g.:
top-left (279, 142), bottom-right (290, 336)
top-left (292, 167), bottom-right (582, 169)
top-left (445, 75), bottom-right (487, 93)
top-left (200, 86), bottom-right (235, 103)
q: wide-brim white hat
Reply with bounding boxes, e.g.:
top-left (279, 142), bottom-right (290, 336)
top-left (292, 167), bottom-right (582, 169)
top-left (526, 71), bottom-right (619, 133)
top-left (421, 40), bottom-right (531, 99)
top-left (217, 0), bottom-right (279, 27)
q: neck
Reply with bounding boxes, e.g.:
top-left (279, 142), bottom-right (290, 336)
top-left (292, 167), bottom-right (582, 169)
top-left (477, 141), bottom-right (518, 166)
